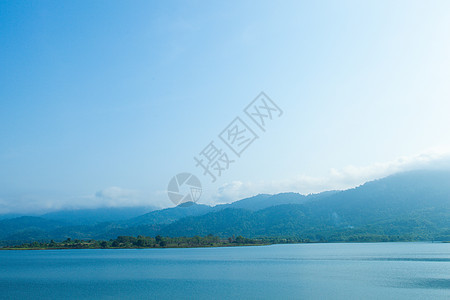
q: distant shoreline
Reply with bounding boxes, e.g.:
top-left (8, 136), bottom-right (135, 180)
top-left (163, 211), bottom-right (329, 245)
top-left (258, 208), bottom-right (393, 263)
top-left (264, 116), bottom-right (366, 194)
top-left (0, 243), bottom-right (273, 251)
top-left (0, 235), bottom-right (282, 250)
top-left (2, 239), bottom-right (449, 251)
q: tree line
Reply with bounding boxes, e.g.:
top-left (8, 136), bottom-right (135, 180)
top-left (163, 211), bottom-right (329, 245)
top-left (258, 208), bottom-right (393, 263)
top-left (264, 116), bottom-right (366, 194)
top-left (1, 235), bottom-right (306, 250)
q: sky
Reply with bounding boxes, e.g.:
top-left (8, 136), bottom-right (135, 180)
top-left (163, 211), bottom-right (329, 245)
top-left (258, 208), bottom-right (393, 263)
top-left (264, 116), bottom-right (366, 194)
top-left (1, 0), bottom-right (450, 214)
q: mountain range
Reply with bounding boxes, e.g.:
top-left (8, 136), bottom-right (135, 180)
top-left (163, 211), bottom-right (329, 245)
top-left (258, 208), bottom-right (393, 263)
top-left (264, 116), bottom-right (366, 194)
top-left (1, 169), bottom-right (449, 245)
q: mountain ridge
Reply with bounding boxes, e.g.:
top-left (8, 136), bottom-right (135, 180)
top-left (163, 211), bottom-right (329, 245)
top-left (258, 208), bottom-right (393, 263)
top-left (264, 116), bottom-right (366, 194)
top-left (1, 169), bottom-right (449, 244)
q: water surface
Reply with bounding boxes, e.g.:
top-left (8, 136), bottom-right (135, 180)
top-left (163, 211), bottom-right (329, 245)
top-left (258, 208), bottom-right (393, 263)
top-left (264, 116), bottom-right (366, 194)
top-left (0, 242), bottom-right (449, 299)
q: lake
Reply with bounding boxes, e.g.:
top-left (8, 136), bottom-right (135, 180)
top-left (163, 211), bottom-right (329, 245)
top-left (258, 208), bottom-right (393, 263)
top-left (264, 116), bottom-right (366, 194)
top-left (0, 242), bottom-right (449, 299)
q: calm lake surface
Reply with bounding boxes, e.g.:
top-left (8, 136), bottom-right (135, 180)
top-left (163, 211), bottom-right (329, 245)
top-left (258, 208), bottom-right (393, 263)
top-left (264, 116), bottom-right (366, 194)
top-left (0, 242), bottom-right (449, 299)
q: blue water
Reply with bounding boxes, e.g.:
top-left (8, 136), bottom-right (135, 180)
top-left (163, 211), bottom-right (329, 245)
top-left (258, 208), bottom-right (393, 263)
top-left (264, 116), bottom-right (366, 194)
top-left (0, 242), bottom-right (449, 299)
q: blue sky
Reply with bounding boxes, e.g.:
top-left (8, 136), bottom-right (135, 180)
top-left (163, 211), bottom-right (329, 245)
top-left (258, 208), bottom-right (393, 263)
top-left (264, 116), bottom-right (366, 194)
top-left (1, 1), bottom-right (450, 213)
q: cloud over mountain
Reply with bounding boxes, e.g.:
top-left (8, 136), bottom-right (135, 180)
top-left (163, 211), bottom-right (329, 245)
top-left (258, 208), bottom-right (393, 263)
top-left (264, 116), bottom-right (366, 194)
top-left (212, 148), bottom-right (450, 204)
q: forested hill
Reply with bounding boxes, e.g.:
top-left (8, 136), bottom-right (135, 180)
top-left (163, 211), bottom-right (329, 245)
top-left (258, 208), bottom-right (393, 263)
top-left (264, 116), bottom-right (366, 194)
top-left (1, 169), bottom-right (449, 244)
top-left (157, 170), bottom-right (450, 240)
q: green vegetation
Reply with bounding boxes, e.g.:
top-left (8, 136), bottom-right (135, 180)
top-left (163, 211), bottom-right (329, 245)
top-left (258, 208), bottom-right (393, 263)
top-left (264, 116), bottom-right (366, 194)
top-left (1, 170), bottom-right (450, 245)
top-left (0, 235), bottom-right (306, 250)
top-left (2, 233), bottom-right (437, 250)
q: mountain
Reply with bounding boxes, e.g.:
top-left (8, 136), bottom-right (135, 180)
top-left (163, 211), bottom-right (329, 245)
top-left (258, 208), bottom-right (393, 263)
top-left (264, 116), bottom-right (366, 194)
top-left (221, 193), bottom-right (306, 211)
top-left (154, 170), bottom-right (450, 240)
top-left (1, 169), bottom-right (450, 243)
top-left (125, 203), bottom-right (212, 226)
top-left (213, 191), bottom-right (338, 212)
top-left (123, 193), bottom-right (317, 226)
top-left (219, 194), bottom-right (273, 211)
top-left (0, 217), bottom-right (66, 242)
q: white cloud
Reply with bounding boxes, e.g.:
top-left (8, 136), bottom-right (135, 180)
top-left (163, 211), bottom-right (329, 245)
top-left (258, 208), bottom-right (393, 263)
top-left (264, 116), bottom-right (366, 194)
top-left (209, 148), bottom-right (450, 205)
top-left (94, 186), bottom-right (138, 205)
top-left (79, 186), bottom-right (161, 209)
top-left (0, 186), bottom-right (152, 215)
top-left (0, 193), bottom-right (66, 215)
